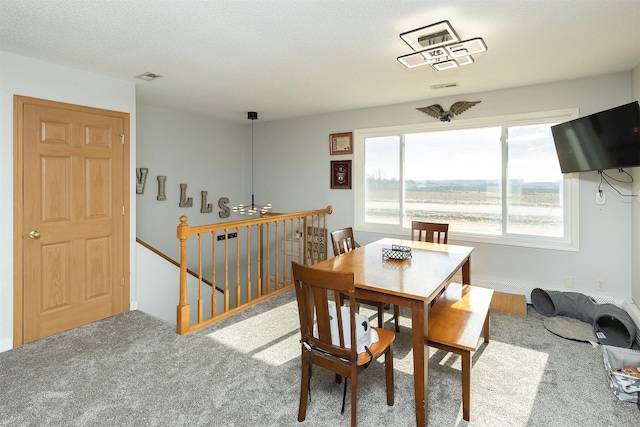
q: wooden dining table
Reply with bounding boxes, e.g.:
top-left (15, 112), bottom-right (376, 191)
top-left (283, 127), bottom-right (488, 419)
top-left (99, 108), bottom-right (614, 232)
top-left (313, 237), bottom-right (474, 426)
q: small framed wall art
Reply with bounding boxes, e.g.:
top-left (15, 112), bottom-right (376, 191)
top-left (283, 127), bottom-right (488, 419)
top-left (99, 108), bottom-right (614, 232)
top-left (330, 160), bottom-right (352, 189)
top-left (329, 132), bottom-right (353, 155)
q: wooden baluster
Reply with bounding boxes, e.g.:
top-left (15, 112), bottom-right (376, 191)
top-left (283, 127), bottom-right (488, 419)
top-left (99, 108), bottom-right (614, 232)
top-left (211, 232), bottom-right (217, 318)
top-left (197, 233), bottom-right (203, 323)
top-left (313, 215), bottom-right (323, 264)
top-left (314, 216), bottom-right (318, 262)
top-left (320, 213), bottom-right (327, 261)
top-left (274, 220), bottom-right (279, 289)
top-left (176, 216), bottom-right (191, 335)
top-left (298, 217), bottom-right (303, 264)
top-left (300, 217), bottom-right (309, 265)
top-left (266, 222), bottom-right (271, 293)
top-left (245, 225), bottom-right (251, 302)
top-left (257, 223), bottom-right (262, 297)
top-left (282, 219), bottom-right (288, 287)
top-left (313, 215), bottom-right (318, 263)
top-left (236, 227), bottom-right (241, 308)
top-left (224, 228), bottom-right (230, 312)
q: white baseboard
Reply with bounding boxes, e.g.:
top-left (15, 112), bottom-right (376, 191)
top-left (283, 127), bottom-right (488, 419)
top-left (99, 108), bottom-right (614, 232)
top-left (0, 338), bottom-right (13, 354)
top-left (130, 301), bottom-right (138, 311)
top-left (472, 278), bottom-right (626, 306)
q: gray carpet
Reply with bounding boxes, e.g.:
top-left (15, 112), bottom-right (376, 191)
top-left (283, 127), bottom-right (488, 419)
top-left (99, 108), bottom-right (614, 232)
top-left (1, 289), bottom-right (638, 426)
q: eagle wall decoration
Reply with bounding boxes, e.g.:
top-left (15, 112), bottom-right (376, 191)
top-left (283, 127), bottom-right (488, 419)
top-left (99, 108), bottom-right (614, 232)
top-left (417, 101), bottom-right (481, 122)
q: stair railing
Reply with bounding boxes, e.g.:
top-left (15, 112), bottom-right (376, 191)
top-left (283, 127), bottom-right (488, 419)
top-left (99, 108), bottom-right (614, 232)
top-left (176, 205), bottom-right (332, 334)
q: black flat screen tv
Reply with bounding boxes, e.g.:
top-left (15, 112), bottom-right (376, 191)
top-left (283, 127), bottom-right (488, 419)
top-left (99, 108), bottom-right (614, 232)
top-left (551, 101), bottom-right (640, 173)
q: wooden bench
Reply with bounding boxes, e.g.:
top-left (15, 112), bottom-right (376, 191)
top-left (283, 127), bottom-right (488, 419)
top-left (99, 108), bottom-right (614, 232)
top-left (427, 283), bottom-right (494, 421)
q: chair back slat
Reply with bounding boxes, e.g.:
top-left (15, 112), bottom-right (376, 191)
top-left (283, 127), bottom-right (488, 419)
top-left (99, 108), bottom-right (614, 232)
top-left (330, 227), bottom-right (357, 256)
top-left (411, 221), bottom-right (449, 244)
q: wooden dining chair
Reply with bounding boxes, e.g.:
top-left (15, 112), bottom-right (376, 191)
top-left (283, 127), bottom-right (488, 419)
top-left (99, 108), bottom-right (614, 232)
top-left (411, 221), bottom-right (450, 307)
top-left (330, 227), bottom-right (358, 255)
top-left (330, 227), bottom-right (400, 332)
top-left (292, 262), bottom-right (395, 427)
top-left (411, 221), bottom-right (449, 244)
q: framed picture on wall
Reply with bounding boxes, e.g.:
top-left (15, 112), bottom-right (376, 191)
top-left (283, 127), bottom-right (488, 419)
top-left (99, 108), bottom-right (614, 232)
top-left (329, 132), bottom-right (353, 155)
top-left (330, 160), bottom-right (352, 189)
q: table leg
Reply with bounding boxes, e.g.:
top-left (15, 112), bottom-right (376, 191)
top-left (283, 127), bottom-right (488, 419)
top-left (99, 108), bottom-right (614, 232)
top-left (462, 257), bottom-right (471, 285)
top-left (411, 299), bottom-right (428, 426)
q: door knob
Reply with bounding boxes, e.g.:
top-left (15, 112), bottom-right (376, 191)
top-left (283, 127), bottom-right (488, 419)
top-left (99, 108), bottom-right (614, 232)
top-left (29, 230), bottom-right (41, 239)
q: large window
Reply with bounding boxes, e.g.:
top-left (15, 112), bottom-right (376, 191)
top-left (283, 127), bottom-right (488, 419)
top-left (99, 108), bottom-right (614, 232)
top-left (354, 110), bottom-right (579, 250)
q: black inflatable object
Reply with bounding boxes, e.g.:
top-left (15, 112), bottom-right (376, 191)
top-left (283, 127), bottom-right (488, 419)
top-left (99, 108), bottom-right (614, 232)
top-left (531, 288), bottom-right (637, 349)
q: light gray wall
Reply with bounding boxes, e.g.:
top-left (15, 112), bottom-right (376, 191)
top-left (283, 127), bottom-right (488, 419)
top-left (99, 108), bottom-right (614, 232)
top-left (135, 104), bottom-right (246, 261)
top-left (0, 51), bottom-right (137, 352)
top-left (253, 72), bottom-right (636, 301)
top-left (631, 63), bottom-right (640, 305)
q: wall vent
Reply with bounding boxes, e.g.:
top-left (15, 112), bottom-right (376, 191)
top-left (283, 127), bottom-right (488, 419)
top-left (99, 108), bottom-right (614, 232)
top-left (430, 82), bottom-right (459, 90)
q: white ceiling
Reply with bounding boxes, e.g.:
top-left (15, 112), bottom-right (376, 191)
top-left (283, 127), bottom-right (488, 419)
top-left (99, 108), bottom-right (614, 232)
top-left (1, 0), bottom-right (639, 124)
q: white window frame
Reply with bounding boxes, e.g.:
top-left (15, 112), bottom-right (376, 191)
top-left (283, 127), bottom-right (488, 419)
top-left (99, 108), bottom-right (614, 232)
top-left (354, 109), bottom-right (580, 251)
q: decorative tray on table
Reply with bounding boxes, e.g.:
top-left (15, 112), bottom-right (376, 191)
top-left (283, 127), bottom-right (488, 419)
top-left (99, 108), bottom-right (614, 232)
top-left (382, 245), bottom-right (412, 260)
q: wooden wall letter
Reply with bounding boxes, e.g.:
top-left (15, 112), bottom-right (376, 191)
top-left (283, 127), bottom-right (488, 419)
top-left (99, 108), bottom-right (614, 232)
top-left (136, 168), bottom-right (148, 194)
top-left (179, 183), bottom-right (193, 207)
top-left (218, 197), bottom-right (230, 218)
top-left (156, 176), bottom-right (166, 201)
top-left (200, 191), bottom-right (213, 213)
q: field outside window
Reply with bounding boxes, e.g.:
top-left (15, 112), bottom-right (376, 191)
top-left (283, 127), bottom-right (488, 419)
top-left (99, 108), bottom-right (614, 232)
top-left (355, 110), bottom-right (578, 250)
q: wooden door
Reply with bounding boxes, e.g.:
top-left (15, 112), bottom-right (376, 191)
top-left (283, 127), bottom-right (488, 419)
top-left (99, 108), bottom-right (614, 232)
top-left (14, 96), bottom-right (129, 344)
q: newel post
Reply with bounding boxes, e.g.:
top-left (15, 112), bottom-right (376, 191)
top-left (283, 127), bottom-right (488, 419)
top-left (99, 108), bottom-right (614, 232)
top-left (176, 215), bottom-right (191, 334)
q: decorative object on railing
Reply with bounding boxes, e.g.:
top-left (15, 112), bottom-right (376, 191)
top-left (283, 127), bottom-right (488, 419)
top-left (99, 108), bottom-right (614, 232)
top-left (176, 205), bottom-right (332, 335)
top-left (232, 112), bottom-right (273, 215)
top-left (397, 20), bottom-right (487, 71)
top-left (382, 245), bottom-right (412, 260)
top-left (417, 101), bottom-right (481, 122)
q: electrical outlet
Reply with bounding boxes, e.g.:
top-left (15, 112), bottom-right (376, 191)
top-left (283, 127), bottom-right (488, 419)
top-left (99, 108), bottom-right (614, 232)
top-left (563, 276), bottom-right (574, 289)
top-left (595, 278), bottom-right (606, 291)
top-left (595, 188), bottom-right (606, 205)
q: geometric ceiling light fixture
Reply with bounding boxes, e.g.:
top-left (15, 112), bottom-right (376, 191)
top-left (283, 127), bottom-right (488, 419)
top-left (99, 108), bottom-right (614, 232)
top-left (397, 20), bottom-right (487, 71)
top-left (231, 112), bottom-right (272, 215)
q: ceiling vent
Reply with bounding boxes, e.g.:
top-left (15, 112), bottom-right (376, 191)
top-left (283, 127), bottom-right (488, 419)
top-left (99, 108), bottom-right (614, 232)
top-left (135, 72), bottom-right (162, 81)
top-left (430, 82), bottom-right (460, 90)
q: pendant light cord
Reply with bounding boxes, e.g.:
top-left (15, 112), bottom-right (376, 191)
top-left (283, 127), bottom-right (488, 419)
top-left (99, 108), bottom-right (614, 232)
top-left (251, 118), bottom-right (254, 198)
top-left (231, 111), bottom-right (271, 215)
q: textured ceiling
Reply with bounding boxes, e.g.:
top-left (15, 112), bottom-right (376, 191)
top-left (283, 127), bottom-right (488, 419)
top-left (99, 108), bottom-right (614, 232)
top-left (1, 0), bottom-right (639, 124)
